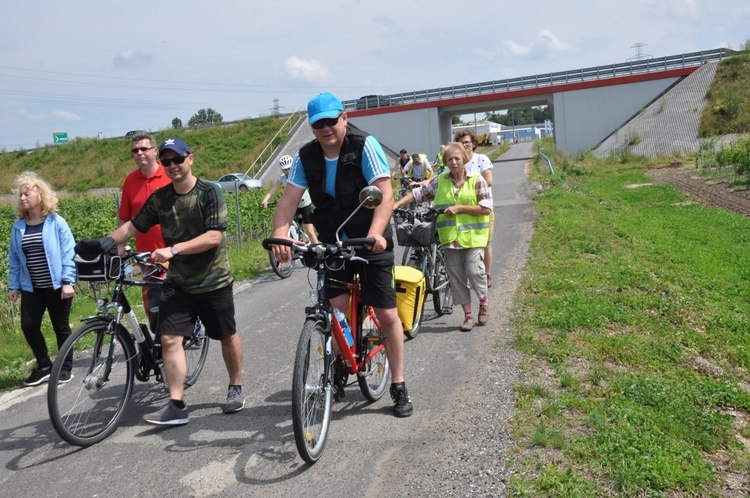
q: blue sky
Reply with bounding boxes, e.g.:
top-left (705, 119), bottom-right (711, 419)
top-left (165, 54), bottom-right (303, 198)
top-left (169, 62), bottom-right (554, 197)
top-left (1, 0), bottom-right (748, 151)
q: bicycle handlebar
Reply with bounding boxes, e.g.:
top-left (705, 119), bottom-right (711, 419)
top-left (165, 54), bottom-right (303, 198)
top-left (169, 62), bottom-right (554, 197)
top-left (393, 206), bottom-right (446, 217)
top-left (262, 237), bottom-right (375, 253)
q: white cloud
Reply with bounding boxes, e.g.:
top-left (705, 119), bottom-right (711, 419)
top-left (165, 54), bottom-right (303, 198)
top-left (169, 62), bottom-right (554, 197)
top-left (53, 110), bottom-right (82, 122)
top-left (112, 51), bottom-right (154, 68)
top-left (502, 30), bottom-right (574, 60)
top-left (284, 56), bottom-right (335, 84)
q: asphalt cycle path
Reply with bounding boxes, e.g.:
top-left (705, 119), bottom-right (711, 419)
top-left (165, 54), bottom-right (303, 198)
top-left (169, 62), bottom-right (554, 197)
top-left (0, 143), bottom-right (537, 497)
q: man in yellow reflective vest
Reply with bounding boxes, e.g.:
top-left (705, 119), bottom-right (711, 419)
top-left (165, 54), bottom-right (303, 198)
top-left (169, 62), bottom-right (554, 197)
top-left (401, 153), bottom-right (433, 182)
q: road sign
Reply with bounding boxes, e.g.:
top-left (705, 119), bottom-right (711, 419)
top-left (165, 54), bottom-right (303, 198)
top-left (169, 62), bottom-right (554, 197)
top-left (53, 132), bottom-right (68, 143)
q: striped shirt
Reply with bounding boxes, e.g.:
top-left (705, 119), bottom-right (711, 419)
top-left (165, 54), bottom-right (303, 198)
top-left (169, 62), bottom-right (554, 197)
top-left (22, 223), bottom-right (53, 288)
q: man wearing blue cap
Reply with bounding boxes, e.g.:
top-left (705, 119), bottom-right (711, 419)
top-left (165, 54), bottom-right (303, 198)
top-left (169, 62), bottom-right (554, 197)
top-left (108, 137), bottom-right (245, 426)
top-left (271, 93), bottom-right (413, 417)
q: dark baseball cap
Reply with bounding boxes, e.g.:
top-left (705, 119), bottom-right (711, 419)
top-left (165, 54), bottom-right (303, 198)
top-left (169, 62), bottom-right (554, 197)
top-left (158, 137), bottom-right (192, 156)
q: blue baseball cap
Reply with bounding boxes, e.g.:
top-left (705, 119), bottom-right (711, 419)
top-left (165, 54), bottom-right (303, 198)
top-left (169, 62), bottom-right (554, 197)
top-left (308, 92), bottom-right (344, 125)
top-left (158, 137), bottom-right (192, 156)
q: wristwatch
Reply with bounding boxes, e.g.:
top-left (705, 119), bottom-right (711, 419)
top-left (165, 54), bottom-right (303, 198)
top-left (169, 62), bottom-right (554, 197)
top-left (170, 245), bottom-right (179, 256)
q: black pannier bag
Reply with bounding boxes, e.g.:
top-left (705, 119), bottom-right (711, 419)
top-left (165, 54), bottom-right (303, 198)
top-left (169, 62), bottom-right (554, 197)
top-left (73, 237), bottom-right (121, 282)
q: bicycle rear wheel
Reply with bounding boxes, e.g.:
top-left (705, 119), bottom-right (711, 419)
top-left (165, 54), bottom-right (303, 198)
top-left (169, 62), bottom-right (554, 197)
top-left (269, 251), bottom-right (295, 278)
top-left (47, 320), bottom-right (135, 447)
top-left (433, 246), bottom-right (454, 316)
top-left (357, 308), bottom-right (391, 402)
top-left (292, 319), bottom-right (332, 464)
top-left (184, 318), bottom-right (210, 387)
top-left (268, 223), bottom-right (300, 278)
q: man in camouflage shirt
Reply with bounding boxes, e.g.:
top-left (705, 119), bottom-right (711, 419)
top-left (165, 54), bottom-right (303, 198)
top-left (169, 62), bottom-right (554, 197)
top-left (109, 137), bottom-right (245, 426)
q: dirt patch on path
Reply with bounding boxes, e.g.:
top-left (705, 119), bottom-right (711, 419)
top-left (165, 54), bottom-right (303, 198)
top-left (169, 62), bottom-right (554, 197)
top-left (646, 163), bottom-right (750, 218)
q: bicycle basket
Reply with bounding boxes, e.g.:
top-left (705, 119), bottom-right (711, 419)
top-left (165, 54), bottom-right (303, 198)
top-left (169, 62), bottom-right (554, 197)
top-left (74, 253), bottom-right (122, 282)
top-left (394, 211), bottom-right (436, 247)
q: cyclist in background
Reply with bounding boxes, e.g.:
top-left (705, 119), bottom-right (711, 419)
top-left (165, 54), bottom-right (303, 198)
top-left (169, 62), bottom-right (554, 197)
top-left (434, 145), bottom-right (447, 175)
top-left (402, 153), bottom-right (433, 184)
top-left (391, 148), bottom-right (410, 180)
top-left (455, 129), bottom-right (494, 288)
top-left (262, 155), bottom-right (318, 244)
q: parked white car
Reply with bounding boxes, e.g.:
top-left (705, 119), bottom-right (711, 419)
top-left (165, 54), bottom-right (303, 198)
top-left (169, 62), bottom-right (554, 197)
top-left (215, 173), bottom-right (262, 192)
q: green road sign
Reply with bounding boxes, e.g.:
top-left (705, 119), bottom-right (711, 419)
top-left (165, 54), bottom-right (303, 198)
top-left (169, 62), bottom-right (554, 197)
top-left (53, 132), bottom-right (68, 143)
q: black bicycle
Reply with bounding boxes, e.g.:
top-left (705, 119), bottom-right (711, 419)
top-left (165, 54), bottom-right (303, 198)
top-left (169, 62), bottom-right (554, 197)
top-left (47, 247), bottom-right (210, 447)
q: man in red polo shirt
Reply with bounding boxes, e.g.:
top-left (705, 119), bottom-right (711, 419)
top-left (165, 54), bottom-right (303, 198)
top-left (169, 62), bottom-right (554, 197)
top-left (118, 133), bottom-right (171, 329)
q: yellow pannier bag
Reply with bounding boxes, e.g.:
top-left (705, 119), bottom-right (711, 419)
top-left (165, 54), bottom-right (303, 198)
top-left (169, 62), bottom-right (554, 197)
top-left (394, 265), bottom-right (425, 334)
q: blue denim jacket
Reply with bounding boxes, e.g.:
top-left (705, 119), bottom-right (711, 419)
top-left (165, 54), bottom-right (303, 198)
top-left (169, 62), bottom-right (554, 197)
top-left (8, 213), bottom-right (76, 292)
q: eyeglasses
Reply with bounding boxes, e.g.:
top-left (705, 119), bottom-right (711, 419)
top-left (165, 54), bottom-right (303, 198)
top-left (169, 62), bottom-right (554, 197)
top-left (131, 146), bottom-right (155, 154)
top-left (311, 114), bottom-right (342, 130)
top-left (160, 155), bottom-right (188, 166)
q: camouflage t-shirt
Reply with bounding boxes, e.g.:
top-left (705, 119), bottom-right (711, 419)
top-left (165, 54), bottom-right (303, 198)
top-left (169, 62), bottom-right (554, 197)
top-left (132, 178), bottom-right (232, 293)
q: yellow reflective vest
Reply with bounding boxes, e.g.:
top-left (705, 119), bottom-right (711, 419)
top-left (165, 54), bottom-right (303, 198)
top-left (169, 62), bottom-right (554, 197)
top-left (434, 173), bottom-right (489, 248)
top-left (405, 153), bottom-right (432, 179)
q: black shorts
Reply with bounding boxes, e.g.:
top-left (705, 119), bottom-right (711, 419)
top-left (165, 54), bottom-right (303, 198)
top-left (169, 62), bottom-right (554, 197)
top-left (324, 250), bottom-right (397, 309)
top-left (157, 284), bottom-right (236, 341)
top-left (296, 204), bottom-right (314, 225)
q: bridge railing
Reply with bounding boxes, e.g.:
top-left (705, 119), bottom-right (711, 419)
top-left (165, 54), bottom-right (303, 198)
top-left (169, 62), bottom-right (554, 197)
top-left (343, 48), bottom-right (736, 110)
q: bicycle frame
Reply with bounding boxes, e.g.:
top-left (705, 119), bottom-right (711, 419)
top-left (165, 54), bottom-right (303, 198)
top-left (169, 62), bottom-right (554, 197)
top-left (81, 256), bottom-right (162, 384)
top-left (305, 250), bottom-right (385, 377)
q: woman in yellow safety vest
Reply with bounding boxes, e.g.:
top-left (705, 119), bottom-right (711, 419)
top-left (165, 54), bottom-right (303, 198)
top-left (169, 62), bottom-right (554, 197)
top-left (393, 142), bottom-right (492, 332)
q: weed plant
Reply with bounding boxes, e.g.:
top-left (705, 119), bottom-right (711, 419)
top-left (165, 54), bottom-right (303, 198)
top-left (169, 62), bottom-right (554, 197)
top-left (511, 147), bottom-right (750, 495)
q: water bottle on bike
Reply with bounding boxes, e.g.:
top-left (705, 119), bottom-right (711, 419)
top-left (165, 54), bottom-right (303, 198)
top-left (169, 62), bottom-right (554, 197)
top-left (333, 308), bottom-right (354, 347)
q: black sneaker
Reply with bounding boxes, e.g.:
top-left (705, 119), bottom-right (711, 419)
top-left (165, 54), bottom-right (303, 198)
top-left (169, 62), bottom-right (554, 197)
top-left (224, 386), bottom-right (245, 414)
top-left (58, 370), bottom-right (74, 384)
top-left (23, 367), bottom-right (51, 387)
top-left (390, 383), bottom-right (413, 418)
top-left (143, 401), bottom-right (189, 426)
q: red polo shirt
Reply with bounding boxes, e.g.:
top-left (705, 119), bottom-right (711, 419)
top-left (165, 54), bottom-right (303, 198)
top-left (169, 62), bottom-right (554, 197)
top-left (119, 164), bottom-right (171, 252)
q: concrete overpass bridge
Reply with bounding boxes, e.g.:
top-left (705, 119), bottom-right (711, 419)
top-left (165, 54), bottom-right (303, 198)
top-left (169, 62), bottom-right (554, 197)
top-left (341, 48), bottom-right (735, 157)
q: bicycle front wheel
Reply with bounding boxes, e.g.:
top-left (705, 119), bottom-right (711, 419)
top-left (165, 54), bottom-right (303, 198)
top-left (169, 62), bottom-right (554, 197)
top-left (357, 308), bottom-right (391, 402)
top-left (402, 246), bottom-right (422, 268)
top-left (433, 246), bottom-right (454, 316)
top-left (292, 319), bottom-right (332, 464)
top-left (184, 318), bottom-right (210, 387)
top-left (47, 320), bottom-right (135, 447)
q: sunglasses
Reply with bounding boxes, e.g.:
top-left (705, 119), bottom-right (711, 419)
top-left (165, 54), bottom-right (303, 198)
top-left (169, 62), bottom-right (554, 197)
top-left (160, 155), bottom-right (188, 167)
top-left (131, 146), bottom-right (155, 154)
top-left (311, 114), bottom-right (341, 130)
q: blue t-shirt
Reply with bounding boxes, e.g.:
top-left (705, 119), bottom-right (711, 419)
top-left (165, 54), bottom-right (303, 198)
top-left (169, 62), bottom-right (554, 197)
top-left (287, 135), bottom-right (390, 195)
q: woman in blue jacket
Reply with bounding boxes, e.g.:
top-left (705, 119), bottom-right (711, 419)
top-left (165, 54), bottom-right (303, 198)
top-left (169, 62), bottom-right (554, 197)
top-left (8, 172), bottom-right (76, 386)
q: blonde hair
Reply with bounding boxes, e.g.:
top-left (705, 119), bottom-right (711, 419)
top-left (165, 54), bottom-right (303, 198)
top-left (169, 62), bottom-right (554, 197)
top-left (442, 142), bottom-right (470, 165)
top-left (12, 171), bottom-right (59, 219)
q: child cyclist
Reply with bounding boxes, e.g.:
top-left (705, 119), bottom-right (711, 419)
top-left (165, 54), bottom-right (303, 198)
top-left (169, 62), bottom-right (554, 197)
top-left (262, 155), bottom-right (318, 244)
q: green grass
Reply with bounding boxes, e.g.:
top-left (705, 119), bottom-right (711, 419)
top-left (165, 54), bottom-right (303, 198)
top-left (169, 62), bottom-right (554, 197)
top-left (509, 143), bottom-right (750, 496)
top-left (0, 116), bottom-right (289, 194)
top-left (700, 52), bottom-right (750, 137)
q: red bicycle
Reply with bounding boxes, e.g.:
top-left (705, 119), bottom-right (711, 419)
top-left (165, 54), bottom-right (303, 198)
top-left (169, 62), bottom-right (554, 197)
top-left (262, 187), bottom-right (391, 464)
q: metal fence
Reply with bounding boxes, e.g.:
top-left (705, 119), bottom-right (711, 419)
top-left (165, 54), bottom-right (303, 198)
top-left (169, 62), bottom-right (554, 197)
top-left (343, 48), bottom-right (737, 110)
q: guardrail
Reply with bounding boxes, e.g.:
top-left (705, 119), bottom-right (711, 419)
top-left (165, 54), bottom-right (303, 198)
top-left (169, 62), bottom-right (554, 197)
top-left (244, 107), bottom-right (303, 178)
top-left (343, 48), bottom-right (737, 110)
top-left (539, 152), bottom-right (554, 175)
